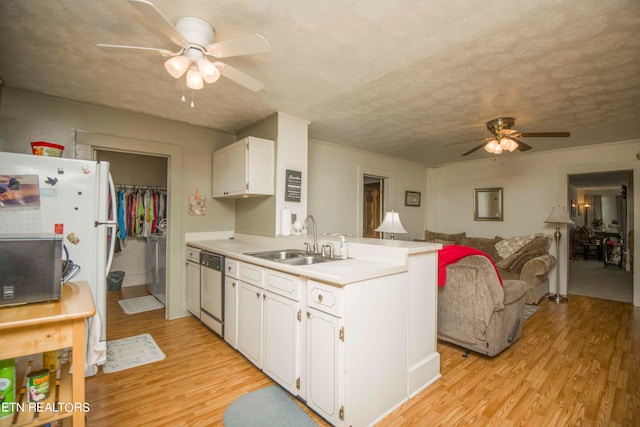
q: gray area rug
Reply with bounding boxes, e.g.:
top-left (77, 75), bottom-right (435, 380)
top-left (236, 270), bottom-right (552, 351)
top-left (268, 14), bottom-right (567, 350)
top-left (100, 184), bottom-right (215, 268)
top-left (224, 385), bottom-right (318, 427)
top-left (523, 304), bottom-right (539, 320)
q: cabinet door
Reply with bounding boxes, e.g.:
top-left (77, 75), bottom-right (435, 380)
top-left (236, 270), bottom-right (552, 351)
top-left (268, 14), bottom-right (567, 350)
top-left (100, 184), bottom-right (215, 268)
top-left (212, 148), bottom-right (227, 197)
top-left (186, 261), bottom-right (201, 318)
top-left (307, 308), bottom-right (342, 426)
top-left (224, 277), bottom-right (238, 349)
top-left (263, 291), bottom-right (299, 395)
top-left (237, 281), bottom-right (263, 368)
top-left (225, 141), bottom-right (248, 195)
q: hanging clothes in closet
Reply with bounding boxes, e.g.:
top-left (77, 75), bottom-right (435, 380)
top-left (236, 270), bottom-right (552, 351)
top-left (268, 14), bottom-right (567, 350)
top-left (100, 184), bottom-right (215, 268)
top-left (115, 185), bottom-right (167, 240)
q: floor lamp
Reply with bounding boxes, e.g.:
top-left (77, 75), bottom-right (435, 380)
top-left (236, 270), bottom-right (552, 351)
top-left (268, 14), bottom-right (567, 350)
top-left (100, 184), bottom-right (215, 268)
top-left (544, 205), bottom-right (575, 303)
top-left (375, 210), bottom-right (407, 240)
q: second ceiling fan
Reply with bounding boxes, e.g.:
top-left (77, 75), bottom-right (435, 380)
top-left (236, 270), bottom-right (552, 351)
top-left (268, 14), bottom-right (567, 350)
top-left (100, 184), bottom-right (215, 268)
top-left (97, 0), bottom-right (270, 92)
top-left (461, 117), bottom-right (570, 156)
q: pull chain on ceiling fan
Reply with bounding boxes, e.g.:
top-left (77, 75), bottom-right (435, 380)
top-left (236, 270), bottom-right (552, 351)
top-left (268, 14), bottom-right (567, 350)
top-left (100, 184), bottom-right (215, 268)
top-left (460, 117), bottom-right (570, 156)
top-left (97, 0), bottom-right (270, 95)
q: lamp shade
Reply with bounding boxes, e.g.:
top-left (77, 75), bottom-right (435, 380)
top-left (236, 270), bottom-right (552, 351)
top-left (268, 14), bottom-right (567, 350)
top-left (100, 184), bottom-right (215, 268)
top-left (544, 206), bottom-right (574, 225)
top-left (375, 210), bottom-right (407, 234)
top-left (164, 55), bottom-right (191, 79)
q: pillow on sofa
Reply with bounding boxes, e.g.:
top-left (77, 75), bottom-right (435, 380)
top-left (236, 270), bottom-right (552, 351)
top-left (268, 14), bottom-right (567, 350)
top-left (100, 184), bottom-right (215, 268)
top-left (495, 233), bottom-right (545, 259)
top-left (495, 237), bottom-right (551, 272)
top-left (425, 230), bottom-right (466, 245)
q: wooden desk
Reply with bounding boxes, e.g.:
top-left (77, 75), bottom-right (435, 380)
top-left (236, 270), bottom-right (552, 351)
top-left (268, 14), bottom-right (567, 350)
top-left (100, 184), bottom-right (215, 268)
top-left (0, 281), bottom-right (95, 427)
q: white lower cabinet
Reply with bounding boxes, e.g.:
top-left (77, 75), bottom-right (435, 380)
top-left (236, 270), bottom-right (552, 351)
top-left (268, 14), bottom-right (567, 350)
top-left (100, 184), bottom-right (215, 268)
top-left (263, 290), bottom-right (300, 395)
top-left (306, 307), bottom-right (342, 426)
top-left (237, 280), bottom-right (264, 368)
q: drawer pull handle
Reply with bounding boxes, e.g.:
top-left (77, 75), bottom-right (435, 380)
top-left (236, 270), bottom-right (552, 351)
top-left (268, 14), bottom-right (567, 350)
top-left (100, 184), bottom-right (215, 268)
top-left (318, 294), bottom-right (323, 302)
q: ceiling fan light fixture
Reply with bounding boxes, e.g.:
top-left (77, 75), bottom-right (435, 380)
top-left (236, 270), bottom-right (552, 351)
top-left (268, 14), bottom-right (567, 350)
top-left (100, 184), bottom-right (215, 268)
top-left (507, 139), bottom-right (519, 152)
top-left (485, 139), bottom-right (498, 153)
top-left (186, 66), bottom-right (204, 90)
top-left (198, 58), bottom-right (220, 83)
top-left (164, 54), bottom-right (190, 78)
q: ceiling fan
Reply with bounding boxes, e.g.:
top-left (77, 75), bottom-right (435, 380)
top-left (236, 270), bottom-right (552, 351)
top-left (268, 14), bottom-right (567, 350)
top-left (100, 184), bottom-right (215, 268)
top-left (97, 0), bottom-right (270, 92)
top-left (458, 117), bottom-right (570, 156)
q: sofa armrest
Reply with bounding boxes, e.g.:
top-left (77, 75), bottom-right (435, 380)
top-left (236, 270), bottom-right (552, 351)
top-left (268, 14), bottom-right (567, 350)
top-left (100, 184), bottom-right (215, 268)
top-left (502, 279), bottom-right (528, 305)
top-left (519, 254), bottom-right (556, 284)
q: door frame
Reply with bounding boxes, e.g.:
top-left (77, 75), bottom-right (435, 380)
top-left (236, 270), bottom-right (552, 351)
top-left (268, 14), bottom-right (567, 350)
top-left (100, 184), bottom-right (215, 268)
top-left (559, 161), bottom-right (639, 306)
top-left (76, 131), bottom-right (184, 318)
top-left (356, 166), bottom-right (395, 238)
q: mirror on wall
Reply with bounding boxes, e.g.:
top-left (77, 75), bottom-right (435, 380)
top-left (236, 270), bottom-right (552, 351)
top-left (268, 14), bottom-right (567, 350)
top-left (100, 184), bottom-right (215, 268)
top-left (474, 188), bottom-right (503, 221)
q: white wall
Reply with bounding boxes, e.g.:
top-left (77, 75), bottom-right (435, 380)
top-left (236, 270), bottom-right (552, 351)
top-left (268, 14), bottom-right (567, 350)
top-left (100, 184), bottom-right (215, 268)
top-left (308, 139), bottom-right (427, 240)
top-left (426, 139), bottom-right (640, 306)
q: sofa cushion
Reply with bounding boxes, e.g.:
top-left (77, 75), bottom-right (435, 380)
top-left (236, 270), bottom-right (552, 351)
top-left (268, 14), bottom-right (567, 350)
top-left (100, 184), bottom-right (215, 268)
top-left (460, 236), bottom-right (502, 261)
top-left (433, 238), bottom-right (456, 246)
top-left (425, 230), bottom-right (466, 245)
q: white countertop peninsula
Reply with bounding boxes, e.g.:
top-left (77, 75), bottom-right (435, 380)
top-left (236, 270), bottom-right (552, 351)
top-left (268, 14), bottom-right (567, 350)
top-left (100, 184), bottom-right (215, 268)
top-left (185, 232), bottom-right (442, 426)
top-left (186, 233), bottom-right (441, 286)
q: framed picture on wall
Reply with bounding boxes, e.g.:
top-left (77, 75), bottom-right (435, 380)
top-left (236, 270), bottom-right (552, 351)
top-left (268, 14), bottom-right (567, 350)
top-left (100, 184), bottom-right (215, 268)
top-left (405, 191), bottom-right (421, 207)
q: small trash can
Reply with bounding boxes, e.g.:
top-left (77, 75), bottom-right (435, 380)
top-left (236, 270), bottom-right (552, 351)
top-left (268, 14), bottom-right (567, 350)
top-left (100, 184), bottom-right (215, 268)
top-left (107, 271), bottom-right (125, 291)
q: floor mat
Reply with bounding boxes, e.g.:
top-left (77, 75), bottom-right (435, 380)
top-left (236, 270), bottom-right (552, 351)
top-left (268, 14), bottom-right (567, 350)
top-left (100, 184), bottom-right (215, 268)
top-left (103, 333), bottom-right (165, 374)
top-left (224, 385), bottom-right (318, 427)
top-left (118, 295), bottom-right (164, 314)
top-left (523, 304), bottom-right (540, 320)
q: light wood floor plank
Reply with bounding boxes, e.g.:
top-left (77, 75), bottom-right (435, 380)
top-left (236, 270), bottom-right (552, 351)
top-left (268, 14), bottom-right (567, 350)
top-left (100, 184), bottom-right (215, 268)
top-left (85, 286), bottom-right (639, 426)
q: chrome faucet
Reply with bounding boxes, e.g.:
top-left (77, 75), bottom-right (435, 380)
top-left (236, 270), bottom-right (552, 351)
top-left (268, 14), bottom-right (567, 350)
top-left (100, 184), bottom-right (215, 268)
top-left (304, 214), bottom-right (319, 253)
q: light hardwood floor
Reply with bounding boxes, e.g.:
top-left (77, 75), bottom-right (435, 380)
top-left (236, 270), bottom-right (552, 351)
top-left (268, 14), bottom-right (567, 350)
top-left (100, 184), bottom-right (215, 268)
top-left (86, 286), bottom-right (639, 426)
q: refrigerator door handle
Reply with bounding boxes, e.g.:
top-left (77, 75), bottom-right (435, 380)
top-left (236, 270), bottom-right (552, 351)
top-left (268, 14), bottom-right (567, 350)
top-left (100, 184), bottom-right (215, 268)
top-left (105, 172), bottom-right (117, 274)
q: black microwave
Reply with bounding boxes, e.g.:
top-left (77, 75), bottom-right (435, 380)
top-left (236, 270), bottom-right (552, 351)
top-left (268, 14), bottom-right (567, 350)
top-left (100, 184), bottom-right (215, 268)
top-left (0, 234), bottom-right (62, 306)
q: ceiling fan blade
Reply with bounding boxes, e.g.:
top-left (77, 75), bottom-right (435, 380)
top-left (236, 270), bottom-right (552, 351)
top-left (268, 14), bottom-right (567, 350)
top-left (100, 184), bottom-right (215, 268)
top-left (512, 138), bottom-right (532, 151)
top-left (97, 44), bottom-right (174, 57)
top-left (128, 0), bottom-right (189, 48)
top-left (462, 142), bottom-right (488, 156)
top-left (206, 34), bottom-right (271, 58)
top-left (518, 132), bottom-right (570, 138)
top-left (444, 137), bottom-right (491, 147)
top-left (214, 62), bottom-right (264, 91)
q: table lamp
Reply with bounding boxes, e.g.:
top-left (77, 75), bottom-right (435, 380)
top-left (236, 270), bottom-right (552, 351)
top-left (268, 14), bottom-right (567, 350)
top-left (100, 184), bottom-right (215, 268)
top-left (375, 210), bottom-right (407, 240)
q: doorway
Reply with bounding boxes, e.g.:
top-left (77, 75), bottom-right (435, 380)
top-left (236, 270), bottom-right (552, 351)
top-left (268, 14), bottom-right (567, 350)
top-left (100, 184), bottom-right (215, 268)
top-left (363, 175), bottom-right (384, 238)
top-left (568, 170), bottom-right (633, 303)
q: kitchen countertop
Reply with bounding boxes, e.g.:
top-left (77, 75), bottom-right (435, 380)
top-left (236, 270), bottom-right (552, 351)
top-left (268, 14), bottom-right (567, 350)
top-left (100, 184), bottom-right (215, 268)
top-left (186, 234), bottom-right (441, 286)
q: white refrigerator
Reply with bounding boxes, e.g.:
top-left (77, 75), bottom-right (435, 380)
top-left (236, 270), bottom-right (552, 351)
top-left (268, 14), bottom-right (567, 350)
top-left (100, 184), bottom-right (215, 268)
top-left (0, 151), bottom-right (116, 375)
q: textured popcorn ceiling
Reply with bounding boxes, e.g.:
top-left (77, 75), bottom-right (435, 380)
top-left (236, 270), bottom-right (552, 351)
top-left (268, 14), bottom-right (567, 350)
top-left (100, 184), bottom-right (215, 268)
top-left (0, 0), bottom-right (638, 165)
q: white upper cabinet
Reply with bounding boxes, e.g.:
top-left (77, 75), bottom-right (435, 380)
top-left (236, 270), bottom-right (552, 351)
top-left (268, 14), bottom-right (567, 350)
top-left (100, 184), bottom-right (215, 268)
top-left (212, 136), bottom-right (275, 198)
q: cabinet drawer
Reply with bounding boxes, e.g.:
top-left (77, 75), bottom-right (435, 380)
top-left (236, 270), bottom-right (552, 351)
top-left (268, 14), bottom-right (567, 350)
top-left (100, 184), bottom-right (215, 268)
top-left (307, 280), bottom-right (342, 317)
top-left (265, 268), bottom-right (303, 301)
top-left (225, 258), bottom-right (239, 279)
top-left (186, 245), bottom-right (201, 263)
top-left (239, 262), bottom-right (264, 287)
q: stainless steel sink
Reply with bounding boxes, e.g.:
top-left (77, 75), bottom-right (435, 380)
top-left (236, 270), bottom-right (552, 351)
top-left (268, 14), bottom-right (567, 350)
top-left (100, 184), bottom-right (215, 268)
top-left (245, 249), bottom-right (307, 260)
top-left (278, 255), bottom-right (335, 265)
top-left (245, 249), bottom-right (338, 265)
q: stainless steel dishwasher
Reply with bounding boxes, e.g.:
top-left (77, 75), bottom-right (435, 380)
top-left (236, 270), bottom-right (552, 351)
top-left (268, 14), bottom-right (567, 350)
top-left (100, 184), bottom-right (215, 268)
top-left (200, 251), bottom-right (224, 337)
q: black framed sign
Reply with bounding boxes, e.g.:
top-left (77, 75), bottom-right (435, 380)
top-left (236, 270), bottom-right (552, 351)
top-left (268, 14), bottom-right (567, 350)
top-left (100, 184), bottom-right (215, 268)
top-left (285, 169), bottom-right (302, 202)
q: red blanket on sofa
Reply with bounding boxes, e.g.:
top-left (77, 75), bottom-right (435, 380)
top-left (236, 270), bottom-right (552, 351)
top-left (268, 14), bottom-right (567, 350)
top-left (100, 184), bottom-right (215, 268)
top-left (437, 244), bottom-right (503, 286)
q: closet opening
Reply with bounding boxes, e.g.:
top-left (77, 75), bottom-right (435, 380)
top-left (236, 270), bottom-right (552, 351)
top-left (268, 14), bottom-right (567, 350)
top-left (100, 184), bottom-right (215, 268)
top-left (95, 150), bottom-right (169, 307)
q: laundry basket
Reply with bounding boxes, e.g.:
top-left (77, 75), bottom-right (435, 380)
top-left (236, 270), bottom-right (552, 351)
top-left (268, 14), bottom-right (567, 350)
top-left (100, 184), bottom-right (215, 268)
top-left (107, 271), bottom-right (125, 291)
